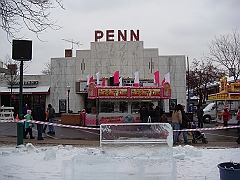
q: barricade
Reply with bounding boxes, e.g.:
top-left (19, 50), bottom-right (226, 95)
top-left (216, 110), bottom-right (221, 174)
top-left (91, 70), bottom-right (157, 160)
top-left (0, 107), bottom-right (14, 120)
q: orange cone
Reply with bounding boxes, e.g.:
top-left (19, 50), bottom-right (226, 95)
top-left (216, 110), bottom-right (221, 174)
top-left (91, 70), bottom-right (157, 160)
top-left (15, 114), bottom-right (19, 121)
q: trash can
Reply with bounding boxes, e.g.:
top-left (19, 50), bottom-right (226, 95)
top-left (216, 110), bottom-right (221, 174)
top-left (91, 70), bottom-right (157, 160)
top-left (218, 162), bottom-right (240, 180)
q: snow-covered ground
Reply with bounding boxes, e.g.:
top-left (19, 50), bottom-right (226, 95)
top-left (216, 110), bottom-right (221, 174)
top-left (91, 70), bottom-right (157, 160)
top-left (0, 143), bottom-right (239, 180)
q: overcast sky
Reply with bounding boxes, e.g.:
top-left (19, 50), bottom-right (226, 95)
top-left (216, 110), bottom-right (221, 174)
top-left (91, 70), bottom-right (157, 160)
top-left (0, 0), bottom-right (239, 74)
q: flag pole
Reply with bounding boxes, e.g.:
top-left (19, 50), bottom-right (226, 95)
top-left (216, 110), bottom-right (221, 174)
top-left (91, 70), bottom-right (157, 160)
top-left (187, 56), bottom-right (190, 112)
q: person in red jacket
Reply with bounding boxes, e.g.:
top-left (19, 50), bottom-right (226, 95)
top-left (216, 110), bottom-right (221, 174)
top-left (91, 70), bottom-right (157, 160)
top-left (222, 108), bottom-right (230, 130)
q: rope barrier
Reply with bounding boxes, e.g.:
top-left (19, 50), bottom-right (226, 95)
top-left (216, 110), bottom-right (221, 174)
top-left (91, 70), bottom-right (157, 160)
top-left (0, 119), bottom-right (100, 130)
top-left (0, 118), bottom-right (239, 132)
top-left (172, 125), bottom-right (240, 132)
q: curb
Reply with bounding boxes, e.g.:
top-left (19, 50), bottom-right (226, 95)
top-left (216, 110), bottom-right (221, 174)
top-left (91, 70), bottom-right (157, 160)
top-left (0, 136), bottom-right (239, 148)
top-left (0, 137), bottom-right (100, 147)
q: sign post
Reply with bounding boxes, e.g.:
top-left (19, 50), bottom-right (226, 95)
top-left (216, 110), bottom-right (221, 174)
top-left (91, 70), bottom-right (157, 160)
top-left (12, 40), bottom-right (32, 146)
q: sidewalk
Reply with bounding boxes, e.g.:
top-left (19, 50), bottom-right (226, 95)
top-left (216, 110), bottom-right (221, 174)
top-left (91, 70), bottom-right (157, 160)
top-left (0, 136), bottom-right (239, 148)
top-left (0, 136), bottom-right (100, 147)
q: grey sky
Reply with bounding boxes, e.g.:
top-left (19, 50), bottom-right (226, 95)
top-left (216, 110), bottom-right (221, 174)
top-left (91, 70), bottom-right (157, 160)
top-left (0, 0), bottom-right (239, 74)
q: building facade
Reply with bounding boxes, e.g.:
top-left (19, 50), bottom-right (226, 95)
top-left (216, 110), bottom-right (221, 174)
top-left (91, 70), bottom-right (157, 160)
top-left (0, 74), bottom-right (50, 115)
top-left (50, 41), bottom-right (186, 114)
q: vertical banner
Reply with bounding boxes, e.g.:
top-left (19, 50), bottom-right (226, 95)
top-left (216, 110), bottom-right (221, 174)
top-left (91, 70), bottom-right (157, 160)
top-left (101, 77), bottom-right (106, 86)
top-left (119, 77), bottom-right (123, 87)
top-left (134, 71), bottom-right (139, 87)
top-left (154, 70), bottom-right (160, 84)
top-left (114, 70), bottom-right (119, 84)
top-left (86, 74), bottom-right (90, 86)
top-left (165, 72), bottom-right (170, 84)
top-left (162, 72), bottom-right (170, 85)
top-left (96, 72), bottom-right (100, 85)
top-left (90, 76), bottom-right (94, 83)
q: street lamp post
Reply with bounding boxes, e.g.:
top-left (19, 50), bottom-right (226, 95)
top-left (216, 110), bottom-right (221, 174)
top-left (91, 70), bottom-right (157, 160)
top-left (67, 85), bottom-right (71, 113)
top-left (12, 39), bottom-right (32, 146)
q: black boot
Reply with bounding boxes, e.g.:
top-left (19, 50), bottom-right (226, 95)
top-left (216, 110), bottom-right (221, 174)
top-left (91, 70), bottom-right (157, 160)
top-left (24, 129), bottom-right (28, 139)
top-left (29, 128), bottom-right (35, 139)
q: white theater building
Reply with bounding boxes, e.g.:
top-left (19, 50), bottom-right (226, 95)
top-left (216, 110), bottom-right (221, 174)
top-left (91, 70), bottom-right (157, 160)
top-left (50, 29), bottom-right (187, 116)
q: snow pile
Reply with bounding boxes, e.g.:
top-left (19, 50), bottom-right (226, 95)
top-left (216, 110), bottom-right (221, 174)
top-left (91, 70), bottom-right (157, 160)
top-left (173, 145), bottom-right (202, 160)
top-left (0, 143), bottom-right (239, 180)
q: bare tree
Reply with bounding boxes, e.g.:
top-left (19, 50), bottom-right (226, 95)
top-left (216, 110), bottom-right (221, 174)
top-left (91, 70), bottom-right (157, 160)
top-left (187, 59), bottom-right (225, 105)
top-left (41, 60), bottom-right (51, 75)
top-left (0, 54), bottom-right (31, 106)
top-left (0, 0), bottom-right (64, 38)
top-left (205, 29), bottom-right (240, 82)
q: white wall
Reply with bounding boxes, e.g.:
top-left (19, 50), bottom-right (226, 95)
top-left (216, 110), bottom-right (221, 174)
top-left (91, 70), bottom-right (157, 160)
top-left (51, 41), bottom-right (186, 113)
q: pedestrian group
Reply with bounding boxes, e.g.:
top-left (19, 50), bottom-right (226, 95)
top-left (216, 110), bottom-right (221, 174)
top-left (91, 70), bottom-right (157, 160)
top-left (22, 103), bottom-right (55, 140)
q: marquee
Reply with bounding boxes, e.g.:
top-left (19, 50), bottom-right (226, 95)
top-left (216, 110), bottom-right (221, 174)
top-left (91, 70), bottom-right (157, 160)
top-left (87, 82), bottom-right (171, 99)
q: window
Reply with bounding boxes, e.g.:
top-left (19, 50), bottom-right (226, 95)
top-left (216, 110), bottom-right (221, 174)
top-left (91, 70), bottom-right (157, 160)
top-left (99, 101), bottom-right (128, 113)
top-left (131, 102), bottom-right (141, 114)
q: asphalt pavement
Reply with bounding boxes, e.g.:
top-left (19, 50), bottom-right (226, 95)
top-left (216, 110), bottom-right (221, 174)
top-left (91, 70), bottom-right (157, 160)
top-left (0, 120), bottom-right (239, 148)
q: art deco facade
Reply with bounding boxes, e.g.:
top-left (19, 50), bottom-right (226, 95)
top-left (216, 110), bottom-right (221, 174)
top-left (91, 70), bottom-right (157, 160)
top-left (50, 41), bottom-right (186, 113)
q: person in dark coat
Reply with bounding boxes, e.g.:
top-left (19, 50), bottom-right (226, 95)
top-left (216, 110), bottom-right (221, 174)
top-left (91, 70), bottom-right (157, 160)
top-left (148, 107), bottom-right (155, 122)
top-left (23, 103), bottom-right (30, 116)
top-left (32, 104), bottom-right (45, 140)
top-left (47, 104), bottom-right (56, 135)
top-left (196, 104), bottom-right (204, 128)
top-left (154, 106), bottom-right (161, 122)
top-left (43, 106), bottom-right (49, 134)
top-left (140, 106), bottom-right (148, 123)
top-left (179, 104), bottom-right (191, 144)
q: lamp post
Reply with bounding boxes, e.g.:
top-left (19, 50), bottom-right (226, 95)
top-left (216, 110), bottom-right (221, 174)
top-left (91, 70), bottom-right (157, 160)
top-left (67, 85), bottom-right (71, 113)
top-left (12, 39), bottom-right (32, 146)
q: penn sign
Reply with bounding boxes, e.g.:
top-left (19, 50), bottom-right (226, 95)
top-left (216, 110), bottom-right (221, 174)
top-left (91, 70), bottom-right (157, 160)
top-left (95, 30), bottom-right (139, 42)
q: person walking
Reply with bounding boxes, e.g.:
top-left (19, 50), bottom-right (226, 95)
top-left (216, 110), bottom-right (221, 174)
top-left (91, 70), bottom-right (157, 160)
top-left (22, 103), bottom-right (30, 137)
top-left (32, 104), bottom-right (45, 140)
top-left (148, 107), bottom-right (155, 122)
top-left (180, 104), bottom-right (191, 144)
top-left (222, 107), bottom-right (230, 130)
top-left (154, 106), bottom-right (161, 122)
top-left (23, 110), bottom-right (35, 139)
top-left (172, 104), bottom-right (182, 145)
top-left (196, 104), bottom-right (204, 128)
top-left (43, 107), bottom-right (49, 133)
top-left (236, 106), bottom-right (240, 133)
top-left (47, 104), bottom-right (56, 135)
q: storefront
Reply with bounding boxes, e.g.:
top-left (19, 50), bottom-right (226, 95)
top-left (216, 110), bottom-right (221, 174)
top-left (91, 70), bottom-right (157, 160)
top-left (207, 77), bottom-right (240, 125)
top-left (82, 82), bottom-right (171, 126)
top-left (0, 75), bottom-right (51, 115)
top-left (0, 86), bottom-right (50, 115)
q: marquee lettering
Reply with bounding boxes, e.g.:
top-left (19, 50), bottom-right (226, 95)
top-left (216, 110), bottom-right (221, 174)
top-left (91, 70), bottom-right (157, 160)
top-left (95, 30), bottom-right (139, 42)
